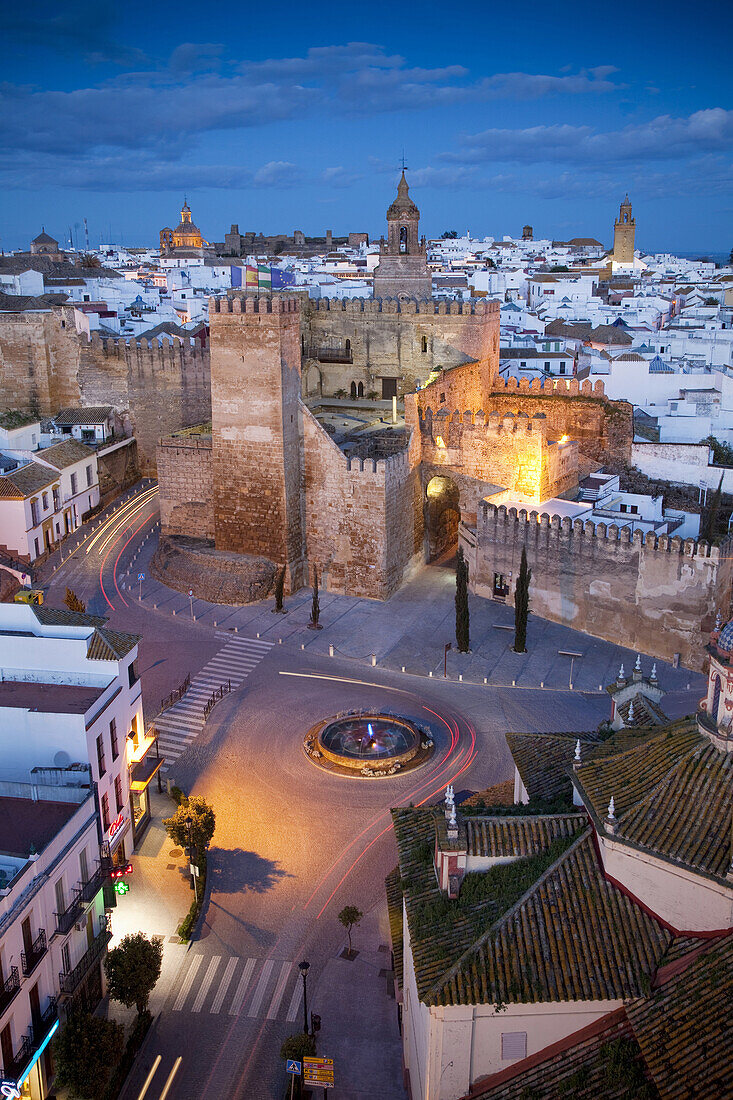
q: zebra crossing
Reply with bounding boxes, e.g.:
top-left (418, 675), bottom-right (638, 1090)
top-left (155, 634), bottom-right (274, 769)
top-left (170, 952), bottom-right (303, 1022)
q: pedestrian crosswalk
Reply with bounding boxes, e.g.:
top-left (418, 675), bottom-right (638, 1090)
top-left (155, 634), bottom-right (274, 769)
top-left (170, 952), bottom-right (303, 1022)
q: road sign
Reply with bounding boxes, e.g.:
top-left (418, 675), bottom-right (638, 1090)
top-left (138, 572), bottom-right (145, 581)
top-left (285, 1060), bottom-right (301, 1076)
top-left (303, 1057), bottom-right (334, 1086)
top-left (189, 863), bottom-right (200, 877)
top-left (189, 589), bottom-right (193, 597)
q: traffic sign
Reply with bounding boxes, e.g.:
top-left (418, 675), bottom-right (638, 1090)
top-left (303, 1057), bottom-right (334, 1086)
top-left (138, 572), bottom-right (145, 581)
top-left (285, 1060), bottom-right (301, 1076)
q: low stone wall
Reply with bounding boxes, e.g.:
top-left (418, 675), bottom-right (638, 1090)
top-left (151, 535), bottom-right (277, 604)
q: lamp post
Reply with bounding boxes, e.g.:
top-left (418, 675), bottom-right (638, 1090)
top-left (186, 816), bottom-right (198, 901)
top-left (298, 960), bottom-right (310, 1035)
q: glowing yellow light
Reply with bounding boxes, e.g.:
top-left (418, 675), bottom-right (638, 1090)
top-left (435, 435), bottom-right (446, 449)
top-left (559, 435), bottom-right (569, 443)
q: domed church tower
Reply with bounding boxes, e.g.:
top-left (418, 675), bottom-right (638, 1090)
top-left (699, 617), bottom-right (733, 753)
top-left (372, 171), bottom-right (432, 300)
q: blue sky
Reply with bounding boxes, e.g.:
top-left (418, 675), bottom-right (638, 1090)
top-left (2, 0), bottom-right (731, 252)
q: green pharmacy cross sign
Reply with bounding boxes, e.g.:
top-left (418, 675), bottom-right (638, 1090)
top-left (114, 880), bottom-right (130, 896)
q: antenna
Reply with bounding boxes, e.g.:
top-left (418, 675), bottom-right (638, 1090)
top-left (84, 217), bottom-right (90, 251)
top-left (400, 150), bottom-right (408, 172)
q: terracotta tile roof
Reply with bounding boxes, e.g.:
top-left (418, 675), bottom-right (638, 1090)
top-left (465, 1009), bottom-right (656, 1100)
top-left (86, 626), bottom-right (139, 661)
top-left (385, 867), bottom-right (403, 990)
top-left (465, 813), bottom-right (586, 857)
top-left (506, 731), bottom-right (605, 802)
top-left (615, 694), bottom-right (668, 727)
top-left (53, 406), bottom-right (112, 426)
top-left (626, 936), bottom-right (733, 1099)
top-left (30, 605), bottom-right (107, 628)
top-left (0, 461), bottom-right (57, 499)
top-left (391, 809), bottom-right (670, 1009)
top-left (429, 831), bottom-right (670, 1007)
top-left (38, 439), bottom-right (95, 469)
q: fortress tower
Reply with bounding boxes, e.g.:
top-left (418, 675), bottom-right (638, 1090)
top-left (210, 296), bottom-right (306, 590)
top-left (372, 172), bottom-right (432, 300)
top-left (612, 195), bottom-right (635, 265)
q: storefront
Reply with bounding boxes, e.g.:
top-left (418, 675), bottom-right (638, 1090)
top-left (130, 743), bottom-right (164, 848)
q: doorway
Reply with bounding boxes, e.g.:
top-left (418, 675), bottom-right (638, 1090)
top-left (425, 475), bottom-right (461, 561)
top-left (381, 377), bottom-right (398, 399)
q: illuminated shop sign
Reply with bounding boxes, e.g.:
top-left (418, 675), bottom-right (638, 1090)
top-left (0, 1081), bottom-right (21, 1099)
top-left (108, 812), bottom-right (125, 841)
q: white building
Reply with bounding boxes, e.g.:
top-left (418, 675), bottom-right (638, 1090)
top-left (0, 787), bottom-right (109, 1100)
top-left (0, 603), bottom-right (159, 858)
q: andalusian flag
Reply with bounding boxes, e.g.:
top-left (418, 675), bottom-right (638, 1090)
top-left (258, 266), bottom-right (272, 290)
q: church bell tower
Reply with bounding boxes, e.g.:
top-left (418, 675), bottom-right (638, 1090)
top-left (372, 171), bottom-right (432, 300)
top-left (613, 194), bottom-right (635, 265)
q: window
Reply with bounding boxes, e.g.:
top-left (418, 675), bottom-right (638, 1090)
top-left (128, 659), bottom-right (139, 688)
top-left (544, 362), bottom-right (551, 371)
top-left (61, 941), bottom-right (71, 976)
top-left (110, 718), bottom-right (119, 761)
top-left (86, 464), bottom-right (93, 487)
top-left (54, 877), bottom-right (65, 917)
top-left (70, 472), bottom-right (77, 495)
top-left (559, 364), bottom-right (566, 375)
top-left (79, 847), bottom-right (88, 884)
top-left (34, 537), bottom-right (41, 557)
top-left (421, 335), bottom-right (428, 353)
top-left (501, 1032), bottom-right (527, 1060)
top-left (42, 492), bottom-right (49, 510)
top-left (52, 486), bottom-right (60, 510)
top-left (96, 733), bottom-right (106, 777)
top-left (114, 774), bottom-right (123, 814)
top-left (520, 361), bottom-right (527, 369)
top-left (101, 792), bottom-right (110, 831)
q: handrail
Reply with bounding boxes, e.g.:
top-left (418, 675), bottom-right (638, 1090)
top-left (161, 672), bottom-right (191, 713)
top-left (0, 965), bottom-right (20, 1014)
top-left (21, 929), bottom-right (47, 976)
top-left (203, 680), bottom-right (231, 721)
top-left (59, 920), bottom-right (111, 996)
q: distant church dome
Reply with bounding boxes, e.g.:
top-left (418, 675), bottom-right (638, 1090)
top-left (717, 619), bottom-right (733, 655)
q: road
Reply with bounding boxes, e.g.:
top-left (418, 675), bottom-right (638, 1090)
top-left (39, 483), bottom-right (694, 1099)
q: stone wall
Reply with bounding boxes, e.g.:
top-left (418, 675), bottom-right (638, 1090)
top-left (157, 436), bottom-right (214, 539)
top-left (302, 406), bottom-right (423, 598)
top-left (0, 308), bottom-right (80, 412)
top-left (469, 502), bottom-right (733, 669)
top-left (210, 296), bottom-right (306, 590)
top-left (301, 297), bottom-right (499, 398)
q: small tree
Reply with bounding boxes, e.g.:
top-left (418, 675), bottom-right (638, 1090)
top-left (702, 473), bottom-right (725, 543)
top-left (273, 566), bottom-right (286, 613)
top-left (64, 587), bottom-right (86, 613)
top-left (53, 1011), bottom-right (124, 1099)
top-left (309, 567), bottom-right (321, 629)
top-left (513, 546), bottom-right (532, 654)
top-left (104, 932), bottom-right (163, 1017)
top-left (281, 1032), bottom-right (317, 1061)
top-left (455, 546), bottom-right (470, 653)
top-left (338, 904), bottom-right (363, 956)
top-left (163, 794), bottom-right (216, 855)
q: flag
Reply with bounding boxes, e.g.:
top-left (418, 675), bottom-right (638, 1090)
top-left (258, 265), bottom-right (272, 290)
top-left (272, 268), bottom-right (296, 289)
top-left (245, 265), bottom-right (258, 290)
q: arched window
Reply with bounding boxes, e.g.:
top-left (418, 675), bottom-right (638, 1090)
top-left (711, 675), bottom-right (722, 722)
top-left (345, 339), bottom-right (351, 354)
top-left (357, 381), bottom-right (364, 397)
top-left (400, 226), bottom-right (408, 253)
top-left (350, 381), bottom-right (357, 399)
top-left (421, 335), bottom-right (428, 353)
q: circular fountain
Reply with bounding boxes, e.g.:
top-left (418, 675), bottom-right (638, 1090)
top-left (304, 712), bottom-right (433, 777)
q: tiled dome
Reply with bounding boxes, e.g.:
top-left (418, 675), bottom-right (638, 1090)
top-left (717, 619), bottom-right (733, 654)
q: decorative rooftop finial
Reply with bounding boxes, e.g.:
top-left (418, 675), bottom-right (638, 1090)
top-left (574, 739), bottom-right (581, 763)
top-left (635, 654), bottom-right (641, 672)
top-left (449, 803), bottom-right (457, 828)
top-left (400, 149), bottom-right (408, 172)
top-left (716, 611), bottom-right (722, 631)
top-left (651, 663), bottom-right (657, 681)
top-left (618, 663), bottom-right (625, 682)
top-left (628, 701), bottom-right (635, 723)
top-left (607, 796), bottom-right (616, 822)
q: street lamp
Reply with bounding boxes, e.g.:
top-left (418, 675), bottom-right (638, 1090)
top-left (298, 960), bottom-right (310, 1035)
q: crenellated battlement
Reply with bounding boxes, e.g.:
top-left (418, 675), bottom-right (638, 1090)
top-left (345, 449), bottom-right (410, 476)
top-left (309, 297), bottom-right (498, 316)
top-left (81, 331), bottom-right (208, 359)
top-left (211, 294), bottom-right (300, 314)
top-left (418, 407), bottom-right (559, 440)
top-left (490, 375), bottom-right (607, 399)
top-left (480, 501), bottom-right (718, 559)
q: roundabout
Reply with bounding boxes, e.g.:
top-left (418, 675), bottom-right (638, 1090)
top-left (303, 709), bottom-right (434, 777)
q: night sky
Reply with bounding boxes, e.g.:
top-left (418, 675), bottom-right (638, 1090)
top-left (2, 0), bottom-right (731, 252)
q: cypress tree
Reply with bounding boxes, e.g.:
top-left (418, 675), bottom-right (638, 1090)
top-left (309, 566), bottom-right (322, 629)
top-left (455, 545), bottom-right (470, 653)
top-left (514, 546), bottom-right (532, 653)
top-left (273, 566), bottom-right (286, 613)
top-left (702, 474), bottom-right (724, 543)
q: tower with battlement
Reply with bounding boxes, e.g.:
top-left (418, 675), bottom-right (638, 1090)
top-left (372, 172), bottom-right (432, 300)
top-left (613, 195), bottom-right (635, 265)
top-left (210, 295), bottom-right (306, 590)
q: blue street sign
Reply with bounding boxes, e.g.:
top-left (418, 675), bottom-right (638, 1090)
top-left (286, 1060), bottom-right (301, 1076)
top-left (138, 572), bottom-right (146, 581)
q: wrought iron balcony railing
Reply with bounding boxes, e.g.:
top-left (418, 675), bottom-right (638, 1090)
top-left (59, 920), bottom-right (111, 997)
top-left (0, 964), bottom-right (20, 1015)
top-left (55, 864), bottom-right (108, 934)
top-left (5, 998), bottom-right (57, 1081)
top-left (21, 928), bottom-right (47, 977)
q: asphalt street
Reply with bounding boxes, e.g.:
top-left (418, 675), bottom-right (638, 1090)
top-left (39, 483), bottom-right (702, 1100)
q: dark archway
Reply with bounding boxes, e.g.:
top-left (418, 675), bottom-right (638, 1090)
top-left (350, 381), bottom-right (357, 399)
top-left (357, 381), bottom-right (364, 398)
top-left (425, 475), bottom-right (460, 561)
top-left (712, 674), bottom-right (721, 723)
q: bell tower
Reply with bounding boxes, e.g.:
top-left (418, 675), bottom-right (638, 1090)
top-left (372, 171), bottom-right (432, 300)
top-left (613, 194), bottom-right (635, 265)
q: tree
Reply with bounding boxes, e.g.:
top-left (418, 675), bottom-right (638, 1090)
top-left (53, 1012), bottom-right (124, 1099)
top-left (513, 546), bottom-right (532, 653)
top-left (281, 1032), bottom-right (316, 1061)
top-left (163, 794), bottom-right (216, 855)
top-left (273, 566), bottom-right (286, 613)
top-left (104, 932), bottom-right (162, 1017)
top-left (703, 435), bottom-right (733, 467)
top-left (455, 545), bottom-right (470, 653)
top-left (309, 566), bottom-right (321, 629)
top-left (729, 246), bottom-right (733, 266)
top-left (64, 587), bottom-right (86, 613)
top-left (440, 230), bottom-right (458, 239)
top-left (338, 904), bottom-right (363, 956)
top-left (702, 473), bottom-right (725, 543)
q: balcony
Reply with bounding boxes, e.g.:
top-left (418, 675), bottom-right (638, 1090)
top-left (0, 964), bottom-right (20, 1015)
top-left (308, 345), bottom-right (353, 364)
top-left (21, 929), bottom-right (47, 977)
top-left (5, 998), bottom-right (58, 1081)
top-left (55, 864), bottom-right (108, 934)
top-left (59, 920), bottom-right (111, 997)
